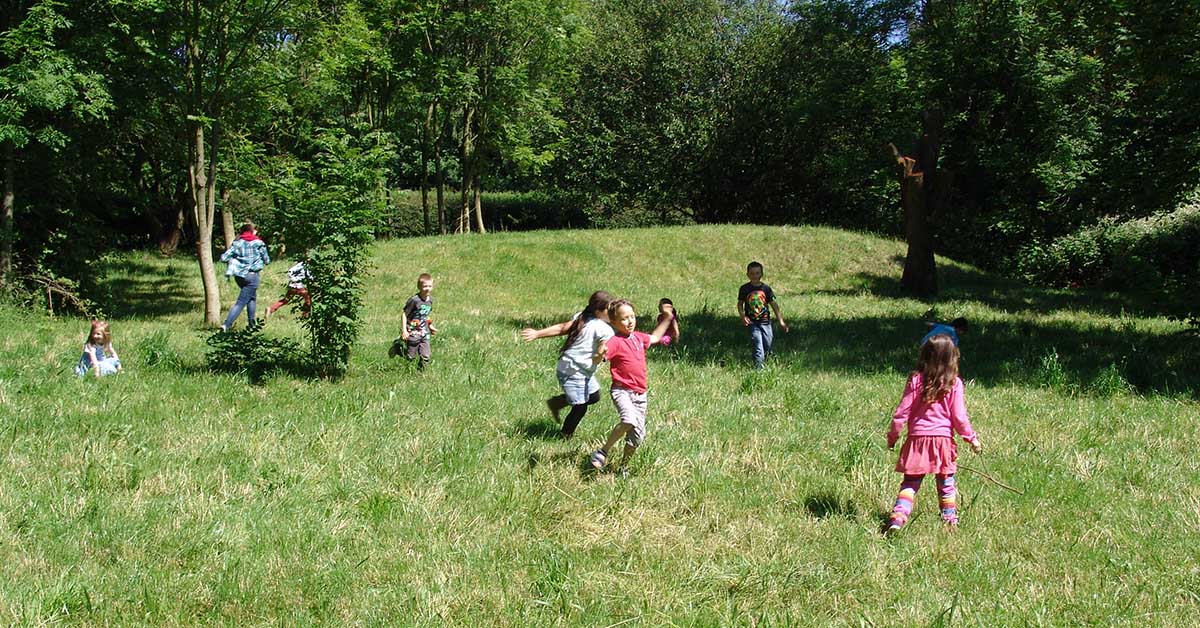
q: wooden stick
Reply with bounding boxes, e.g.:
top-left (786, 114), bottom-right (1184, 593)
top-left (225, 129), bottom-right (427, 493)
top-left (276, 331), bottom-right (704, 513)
top-left (959, 464), bottom-right (1025, 495)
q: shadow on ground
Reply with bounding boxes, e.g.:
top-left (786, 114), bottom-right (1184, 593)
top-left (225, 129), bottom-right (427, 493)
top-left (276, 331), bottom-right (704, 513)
top-left (814, 263), bottom-right (1168, 320)
top-left (98, 257), bottom-right (197, 319)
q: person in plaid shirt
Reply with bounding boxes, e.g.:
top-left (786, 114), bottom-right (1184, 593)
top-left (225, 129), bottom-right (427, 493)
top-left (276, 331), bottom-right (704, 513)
top-left (219, 222), bottom-right (271, 331)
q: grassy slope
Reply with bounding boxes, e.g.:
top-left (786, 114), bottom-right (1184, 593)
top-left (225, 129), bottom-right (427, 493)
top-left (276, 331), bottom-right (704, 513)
top-left (0, 224), bottom-right (1198, 626)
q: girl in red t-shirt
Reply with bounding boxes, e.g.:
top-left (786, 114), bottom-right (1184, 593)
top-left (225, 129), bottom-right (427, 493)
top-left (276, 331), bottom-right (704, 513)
top-left (589, 299), bottom-right (676, 471)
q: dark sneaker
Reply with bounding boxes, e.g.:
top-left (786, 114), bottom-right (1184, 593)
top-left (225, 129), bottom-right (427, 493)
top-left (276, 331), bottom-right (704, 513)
top-left (388, 338), bottom-right (402, 358)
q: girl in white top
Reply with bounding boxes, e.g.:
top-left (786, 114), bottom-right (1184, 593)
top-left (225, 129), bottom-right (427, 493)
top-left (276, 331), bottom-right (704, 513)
top-left (521, 291), bottom-right (614, 438)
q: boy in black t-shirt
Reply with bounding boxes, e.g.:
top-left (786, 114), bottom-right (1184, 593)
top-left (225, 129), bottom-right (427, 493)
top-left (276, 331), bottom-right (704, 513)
top-left (737, 261), bottom-right (788, 369)
top-left (389, 273), bottom-right (438, 369)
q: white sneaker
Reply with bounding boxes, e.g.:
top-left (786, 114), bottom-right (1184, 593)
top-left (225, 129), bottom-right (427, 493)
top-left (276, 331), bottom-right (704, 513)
top-left (590, 449), bottom-right (607, 469)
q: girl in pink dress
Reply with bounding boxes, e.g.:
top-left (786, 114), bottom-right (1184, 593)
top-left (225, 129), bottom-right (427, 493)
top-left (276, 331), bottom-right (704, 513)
top-left (886, 334), bottom-right (983, 532)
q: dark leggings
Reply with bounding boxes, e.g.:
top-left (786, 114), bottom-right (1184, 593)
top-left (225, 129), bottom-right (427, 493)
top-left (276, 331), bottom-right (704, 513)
top-left (561, 391), bottom-right (601, 436)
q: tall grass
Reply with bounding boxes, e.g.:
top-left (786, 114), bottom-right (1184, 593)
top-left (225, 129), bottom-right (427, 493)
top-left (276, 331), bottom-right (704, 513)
top-left (0, 224), bottom-right (1197, 625)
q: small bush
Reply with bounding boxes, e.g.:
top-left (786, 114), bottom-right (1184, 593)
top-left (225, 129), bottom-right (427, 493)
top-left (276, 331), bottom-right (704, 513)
top-left (205, 320), bottom-right (301, 384)
top-left (136, 330), bottom-right (179, 369)
top-left (1019, 191), bottom-right (1200, 327)
top-left (1088, 363), bottom-right (1134, 397)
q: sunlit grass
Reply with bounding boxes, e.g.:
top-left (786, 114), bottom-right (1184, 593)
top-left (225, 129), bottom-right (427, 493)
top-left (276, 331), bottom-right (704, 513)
top-left (0, 224), bottom-right (1197, 625)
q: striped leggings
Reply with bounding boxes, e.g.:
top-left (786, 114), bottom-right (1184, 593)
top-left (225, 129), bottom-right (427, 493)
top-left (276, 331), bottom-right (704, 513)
top-left (889, 474), bottom-right (958, 527)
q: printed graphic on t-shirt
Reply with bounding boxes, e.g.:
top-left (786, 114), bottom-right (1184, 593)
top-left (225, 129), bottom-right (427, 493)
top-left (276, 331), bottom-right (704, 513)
top-left (405, 297), bottom-right (433, 334)
top-left (744, 290), bottom-right (769, 322)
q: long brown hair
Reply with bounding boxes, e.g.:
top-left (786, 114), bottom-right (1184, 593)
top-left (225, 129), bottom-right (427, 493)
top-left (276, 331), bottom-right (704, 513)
top-left (916, 334), bottom-right (959, 402)
top-left (561, 291), bottom-right (613, 354)
top-left (87, 320), bottom-right (112, 346)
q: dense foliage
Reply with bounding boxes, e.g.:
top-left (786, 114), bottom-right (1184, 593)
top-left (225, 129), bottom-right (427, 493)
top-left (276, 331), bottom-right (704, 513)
top-left (1, 0), bottom-right (1198, 321)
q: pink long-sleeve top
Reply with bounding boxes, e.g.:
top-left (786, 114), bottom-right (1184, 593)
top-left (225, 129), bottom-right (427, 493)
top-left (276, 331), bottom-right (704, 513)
top-left (888, 373), bottom-right (978, 448)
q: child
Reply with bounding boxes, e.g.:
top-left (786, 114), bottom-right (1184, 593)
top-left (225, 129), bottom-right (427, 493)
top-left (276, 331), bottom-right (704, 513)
top-left (265, 260), bottom-right (311, 319)
top-left (737, 261), bottom-right (788, 369)
top-left (656, 298), bottom-right (681, 346)
top-left (589, 299), bottom-right (675, 471)
top-left (390, 273), bottom-right (438, 369)
top-left (219, 222), bottom-right (271, 331)
top-left (75, 320), bottom-right (123, 378)
top-left (921, 316), bottom-right (969, 347)
top-left (886, 334), bottom-right (983, 532)
top-left (521, 291), bottom-right (614, 438)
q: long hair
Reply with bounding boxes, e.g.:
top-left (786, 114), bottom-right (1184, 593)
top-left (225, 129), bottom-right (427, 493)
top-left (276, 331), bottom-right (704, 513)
top-left (87, 320), bottom-right (112, 346)
top-left (560, 291), bottom-right (613, 354)
top-left (916, 334), bottom-right (958, 402)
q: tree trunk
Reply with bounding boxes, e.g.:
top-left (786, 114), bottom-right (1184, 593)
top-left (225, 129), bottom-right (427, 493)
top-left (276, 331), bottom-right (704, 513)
top-left (190, 121), bottom-right (222, 325)
top-left (421, 101), bottom-right (434, 236)
top-left (160, 204), bottom-right (186, 256)
top-left (187, 9), bottom-right (222, 326)
top-left (473, 173), bottom-right (486, 234)
top-left (436, 105), bottom-right (449, 235)
top-left (458, 107), bottom-right (474, 234)
top-left (0, 140), bottom-right (13, 285)
top-left (220, 188), bottom-right (235, 248)
top-left (889, 109), bottom-right (946, 298)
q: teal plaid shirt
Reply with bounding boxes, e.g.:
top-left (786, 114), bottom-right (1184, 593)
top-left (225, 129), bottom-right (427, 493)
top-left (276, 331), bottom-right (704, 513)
top-left (220, 238), bottom-right (271, 278)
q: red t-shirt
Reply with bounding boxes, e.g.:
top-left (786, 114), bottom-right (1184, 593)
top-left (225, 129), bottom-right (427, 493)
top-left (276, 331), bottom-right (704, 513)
top-left (606, 331), bottom-right (652, 393)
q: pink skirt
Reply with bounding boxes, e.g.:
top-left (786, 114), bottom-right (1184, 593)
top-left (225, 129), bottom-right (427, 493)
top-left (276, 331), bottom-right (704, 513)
top-left (895, 435), bottom-right (958, 475)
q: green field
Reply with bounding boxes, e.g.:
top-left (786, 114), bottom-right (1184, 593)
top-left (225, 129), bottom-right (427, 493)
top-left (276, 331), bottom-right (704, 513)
top-left (1, 225), bottom-right (1198, 626)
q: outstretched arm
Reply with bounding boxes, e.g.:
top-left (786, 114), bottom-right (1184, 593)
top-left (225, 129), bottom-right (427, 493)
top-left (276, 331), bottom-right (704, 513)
top-left (647, 305), bottom-right (675, 345)
top-left (521, 320), bottom-right (572, 342)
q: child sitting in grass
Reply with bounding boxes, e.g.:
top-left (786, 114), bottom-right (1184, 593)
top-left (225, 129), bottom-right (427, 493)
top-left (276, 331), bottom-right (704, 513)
top-left (590, 298), bottom-right (675, 471)
top-left (886, 333), bottom-right (982, 532)
top-left (75, 320), bottom-right (123, 378)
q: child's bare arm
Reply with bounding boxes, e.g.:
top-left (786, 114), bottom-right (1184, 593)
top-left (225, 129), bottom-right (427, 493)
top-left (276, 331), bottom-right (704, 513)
top-left (648, 305), bottom-right (675, 345)
top-left (521, 320), bottom-right (572, 342)
top-left (593, 337), bottom-right (609, 365)
top-left (400, 311), bottom-right (410, 340)
top-left (769, 301), bottom-right (788, 332)
top-left (737, 300), bottom-right (749, 326)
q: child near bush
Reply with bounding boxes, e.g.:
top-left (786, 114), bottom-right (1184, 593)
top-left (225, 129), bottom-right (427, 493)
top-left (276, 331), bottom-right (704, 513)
top-left (521, 291), bottom-right (614, 438)
top-left (389, 273), bottom-right (438, 369)
top-left (589, 298), bottom-right (675, 471)
top-left (265, 260), bottom-right (311, 319)
top-left (75, 320), bottom-right (123, 378)
top-left (886, 334), bottom-right (983, 532)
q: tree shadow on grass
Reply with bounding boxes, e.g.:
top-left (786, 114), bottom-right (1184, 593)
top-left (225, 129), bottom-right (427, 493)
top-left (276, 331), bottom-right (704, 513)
top-left (813, 264), bottom-right (1167, 320)
top-left (98, 257), bottom-right (197, 320)
top-left (668, 293), bottom-right (1200, 397)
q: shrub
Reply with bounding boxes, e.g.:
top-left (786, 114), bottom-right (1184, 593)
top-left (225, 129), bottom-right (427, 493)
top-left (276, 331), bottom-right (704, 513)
top-left (1018, 190), bottom-right (1200, 327)
top-left (205, 320), bottom-right (302, 384)
top-left (274, 128), bottom-right (389, 378)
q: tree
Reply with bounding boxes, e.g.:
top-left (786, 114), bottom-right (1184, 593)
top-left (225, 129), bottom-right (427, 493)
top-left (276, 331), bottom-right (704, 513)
top-left (0, 0), bottom-right (109, 286)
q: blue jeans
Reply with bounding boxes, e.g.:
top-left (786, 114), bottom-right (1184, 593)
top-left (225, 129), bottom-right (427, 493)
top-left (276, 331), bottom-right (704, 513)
top-left (223, 272), bottom-right (260, 329)
top-left (749, 321), bottom-right (774, 369)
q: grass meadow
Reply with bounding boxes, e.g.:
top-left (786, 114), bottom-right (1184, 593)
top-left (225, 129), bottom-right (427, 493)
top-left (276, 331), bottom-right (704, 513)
top-left (1, 224), bottom-right (1198, 626)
